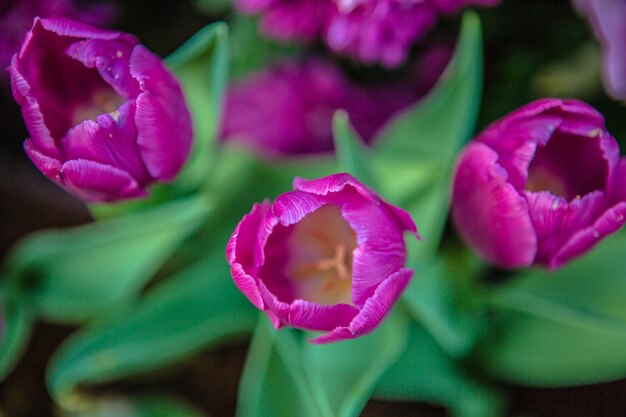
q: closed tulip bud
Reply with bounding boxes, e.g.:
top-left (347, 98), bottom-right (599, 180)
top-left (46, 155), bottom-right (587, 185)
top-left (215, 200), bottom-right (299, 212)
top-left (9, 17), bottom-right (192, 202)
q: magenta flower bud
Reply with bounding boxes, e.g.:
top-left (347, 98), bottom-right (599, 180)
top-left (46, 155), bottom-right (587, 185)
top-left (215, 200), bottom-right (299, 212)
top-left (572, 0), bottom-right (626, 100)
top-left (452, 99), bottom-right (626, 269)
top-left (220, 58), bottom-right (427, 156)
top-left (226, 173), bottom-right (419, 343)
top-left (9, 17), bottom-right (192, 202)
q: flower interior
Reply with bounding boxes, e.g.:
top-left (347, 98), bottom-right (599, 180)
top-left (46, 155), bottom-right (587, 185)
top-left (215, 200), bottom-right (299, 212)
top-left (261, 204), bottom-right (358, 306)
top-left (25, 29), bottom-right (124, 140)
top-left (525, 131), bottom-right (608, 200)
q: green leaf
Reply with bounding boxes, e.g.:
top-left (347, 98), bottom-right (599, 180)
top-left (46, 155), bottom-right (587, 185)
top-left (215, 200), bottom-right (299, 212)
top-left (373, 12), bottom-right (483, 259)
top-left (4, 194), bottom-right (211, 324)
top-left (375, 323), bottom-right (506, 417)
top-left (402, 259), bottom-right (482, 357)
top-left (48, 252), bottom-right (257, 411)
top-left (167, 22), bottom-right (230, 191)
top-left (237, 318), bottom-right (323, 417)
top-left (63, 394), bottom-right (205, 417)
top-left (332, 111), bottom-right (376, 189)
top-left (302, 312), bottom-right (409, 417)
top-left (229, 15), bottom-right (298, 80)
top-left (0, 288), bottom-right (34, 381)
top-left (477, 231), bottom-right (626, 387)
top-left (374, 11), bottom-right (483, 162)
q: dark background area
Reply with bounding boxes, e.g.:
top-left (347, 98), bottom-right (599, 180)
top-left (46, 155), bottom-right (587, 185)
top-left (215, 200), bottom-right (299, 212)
top-left (1, 0), bottom-right (625, 415)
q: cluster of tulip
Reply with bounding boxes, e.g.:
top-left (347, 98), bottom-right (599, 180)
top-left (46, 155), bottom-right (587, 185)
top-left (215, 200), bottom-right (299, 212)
top-left (2, 0), bottom-right (626, 416)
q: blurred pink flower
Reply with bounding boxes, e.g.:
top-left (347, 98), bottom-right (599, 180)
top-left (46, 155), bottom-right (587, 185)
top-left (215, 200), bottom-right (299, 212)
top-left (235, 0), bottom-right (498, 67)
top-left (572, 0), bottom-right (626, 100)
top-left (220, 51), bottom-right (451, 156)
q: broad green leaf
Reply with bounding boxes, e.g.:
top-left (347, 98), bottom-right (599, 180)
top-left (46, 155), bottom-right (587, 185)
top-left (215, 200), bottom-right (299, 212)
top-left (373, 12), bottom-right (483, 259)
top-left (402, 258), bottom-right (483, 357)
top-left (4, 194), bottom-right (211, 324)
top-left (374, 12), bottom-right (483, 162)
top-left (167, 23), bottom-right (230, 191)
top-left (332, 111), bottom-right (376, 189)
top-left (375, 323), bottom-right (506, 417)
top-left (237, 318), bottom-right (323, 417)
top-left (477, 231), bottom-right (626, 387)
top-left (229, 15), bottom-right (297, 80)
top-left (0, 288), bottom-right (33, 381)
top-left (302, 312), bottom-right (409, 417)
top-left (48, 253), bottom-right (256, 411)
top-left (63, 394), bottom-right (205, 417)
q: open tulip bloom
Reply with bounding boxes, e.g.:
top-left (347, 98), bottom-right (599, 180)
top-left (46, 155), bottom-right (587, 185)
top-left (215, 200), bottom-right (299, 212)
top-left (227, 173), bottom-right (419, 343)
top-left (9, 17), bottom-right (192, 202)
top-left (453, 98), bottom-right (626, 270)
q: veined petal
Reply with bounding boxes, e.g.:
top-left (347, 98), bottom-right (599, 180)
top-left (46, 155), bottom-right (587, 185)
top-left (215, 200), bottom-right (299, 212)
top-left (453, 142), bottom-right (537, 268)
top-left (226, 201), bottom-right (272, 270)
top-left (23, 140), bottom-right (61, 179)
top-left (310, 268), bottom-right (412, 344)
top-left (132, 44), bottom-right (192, 181)
top-left (59, 159), bottom-right (145, 202)
top-left (524, 190), bottom-right (606, 266)
top-left (288, 300), bottom-right (358, 331)
top-left (273, 191), bottom-right (329, 226)
top-left (293, 173), bottom-right (378, 203)
top-left (231, 263), bottom-right (264, 310)
top-left (550, 201), bottom-right (626, 269)
top-left (341, 197), bottom-right (407, 306)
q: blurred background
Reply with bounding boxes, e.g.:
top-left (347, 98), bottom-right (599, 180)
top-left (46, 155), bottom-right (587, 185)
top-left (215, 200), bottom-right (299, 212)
top-left (1, 0), bottom-right (625, 416)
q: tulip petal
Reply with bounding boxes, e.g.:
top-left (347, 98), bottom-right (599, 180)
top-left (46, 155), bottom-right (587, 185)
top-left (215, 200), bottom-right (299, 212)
top-left (66, 38), bottom-right (141, 98)
top-left (609, 159), bottom-right (626, 204)
top-left (293, 173), bottom-right (378, 204)
top-left (311, 268), bottom-right (412, 344)
top-left (226, 201), bottom-right (272, 270)
top-left (453, 142), bottom-right (537, 268)
top-left (23, 139), bottom-right (61, 179)
top-left (59, 159), bottom-right (145, 202)
top-left (35, 16), bottom-right (134, 42)
top-left (288, 300), bottom-right (358, 331)
top-left (273, 191), bottom-right (329, 226)
top-left (551, 201), bottom-right (626, 269)
top-left (230, 263), bottom-right (264, 310)
top-left (131, 45), bottom-right (192, 181)
top-left (342, 197), bottom-right (407, 306)
top-left (258, 280), bottom-right (290, 330)
top-left (524, 190), bottom-right (606, 266)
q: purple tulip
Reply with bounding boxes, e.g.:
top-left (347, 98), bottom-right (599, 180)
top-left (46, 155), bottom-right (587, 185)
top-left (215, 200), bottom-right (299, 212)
top-left (235, 0), bottom-right (498, 67)
top-left (226, 173), bottom-right (419, 343)
top-left (220, 56), bottom-right (449, 156)
top-left (452, 99), bottom-right (626, 269)
top-left (572, 0), bottom-right (626, 100)
top-left (325, 0), bottom-right (438, 68)
top-left (9, 17), bottom-right (192, 202)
